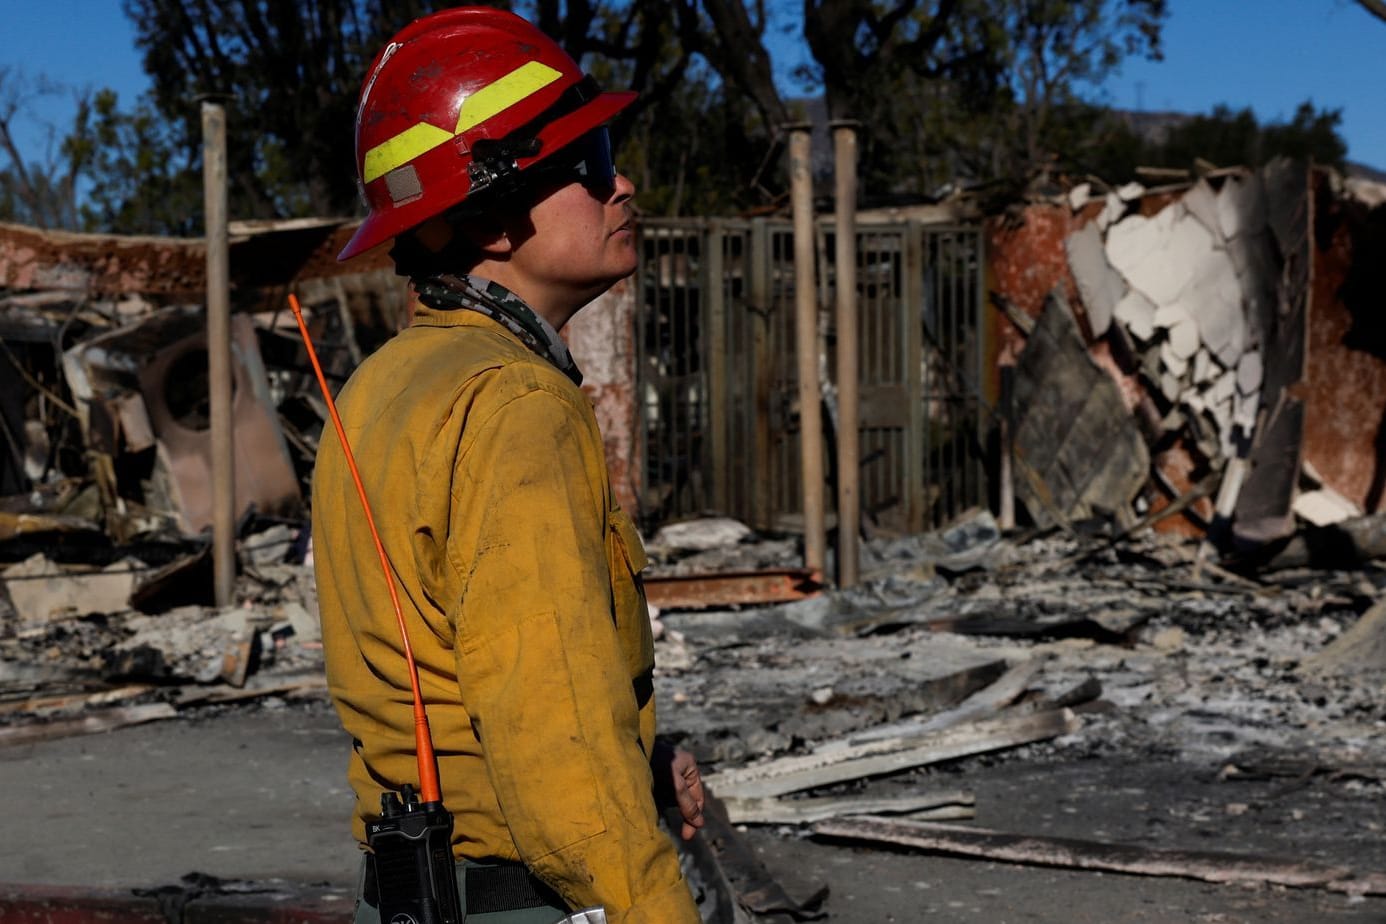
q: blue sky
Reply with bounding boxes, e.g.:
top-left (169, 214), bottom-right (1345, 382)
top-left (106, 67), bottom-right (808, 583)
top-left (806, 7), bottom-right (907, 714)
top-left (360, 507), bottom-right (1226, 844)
top-left (3, 1), bottom-right (1385, 172)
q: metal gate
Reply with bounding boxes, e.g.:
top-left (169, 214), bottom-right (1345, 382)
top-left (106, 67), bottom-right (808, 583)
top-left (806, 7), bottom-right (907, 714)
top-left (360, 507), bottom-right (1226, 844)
top-left (636, 217), bottom-right (986, 536)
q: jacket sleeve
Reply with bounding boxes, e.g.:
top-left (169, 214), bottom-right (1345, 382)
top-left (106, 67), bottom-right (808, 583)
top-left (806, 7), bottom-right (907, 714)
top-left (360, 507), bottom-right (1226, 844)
top-left (444, 383), bottom-right (700, 924)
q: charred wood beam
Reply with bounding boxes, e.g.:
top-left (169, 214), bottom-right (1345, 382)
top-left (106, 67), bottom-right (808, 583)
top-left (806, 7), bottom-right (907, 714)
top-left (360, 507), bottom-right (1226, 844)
top-left (0, 703), bottom-right (176, 748)
top-left (643, 568), bottom-right (822, 610)
top-left (708, 708), bottom-right (1080, 800)
top-left (723, 789), bottom-right (974, 826)
top-left (813, 816), bottom-right (1366, 892)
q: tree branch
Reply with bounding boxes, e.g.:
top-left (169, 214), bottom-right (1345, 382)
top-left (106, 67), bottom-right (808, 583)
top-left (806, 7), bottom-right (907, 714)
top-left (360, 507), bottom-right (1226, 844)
top-left (697, 0), bottom-right (788, 129)
top-left (1357, 0), bottom-right (1386, 24)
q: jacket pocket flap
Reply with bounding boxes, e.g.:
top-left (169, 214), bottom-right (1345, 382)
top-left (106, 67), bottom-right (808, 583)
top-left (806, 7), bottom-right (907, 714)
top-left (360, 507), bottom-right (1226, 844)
top-left (609, 508), bottom-right (649, 574)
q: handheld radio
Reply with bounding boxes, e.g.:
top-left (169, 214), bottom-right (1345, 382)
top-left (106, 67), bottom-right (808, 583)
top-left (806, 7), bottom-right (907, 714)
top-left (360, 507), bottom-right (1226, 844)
top-left (289, 294), bottom-right (462, 924)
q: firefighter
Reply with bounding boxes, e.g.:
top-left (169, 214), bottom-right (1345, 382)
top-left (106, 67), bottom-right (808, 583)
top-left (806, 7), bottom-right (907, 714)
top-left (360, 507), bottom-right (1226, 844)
top-left (313, 8), bottom-right (704, 923)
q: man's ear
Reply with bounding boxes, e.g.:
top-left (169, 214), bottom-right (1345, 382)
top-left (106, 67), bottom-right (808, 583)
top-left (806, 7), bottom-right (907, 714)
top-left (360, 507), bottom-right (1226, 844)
top-left (411, 215), bottom-right (454, 254)
top-left (453, 213), bottom-right (512, 257)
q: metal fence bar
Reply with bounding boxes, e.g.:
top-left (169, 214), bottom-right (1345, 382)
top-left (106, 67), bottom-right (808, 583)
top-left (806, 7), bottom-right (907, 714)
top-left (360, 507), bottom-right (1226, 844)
top-left (636, 217), bottom-right (985, 536)
top-left (904, 222), bottom-right (925, 533)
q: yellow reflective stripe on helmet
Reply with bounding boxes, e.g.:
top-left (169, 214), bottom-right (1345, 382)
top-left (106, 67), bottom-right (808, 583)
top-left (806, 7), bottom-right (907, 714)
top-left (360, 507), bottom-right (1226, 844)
top-left (361, 60), bottom-right (564, 186)
top-left (455, 61), bottom-right (562, 134)
top-left (363, 122), bottom-right (453, 184)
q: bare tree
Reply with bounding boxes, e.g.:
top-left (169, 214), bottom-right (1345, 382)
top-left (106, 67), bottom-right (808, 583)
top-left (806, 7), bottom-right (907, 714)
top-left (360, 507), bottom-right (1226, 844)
top-left (0, 67), bottom-right (83, 229)
top-left (676, 0), bottom-right (788, 131)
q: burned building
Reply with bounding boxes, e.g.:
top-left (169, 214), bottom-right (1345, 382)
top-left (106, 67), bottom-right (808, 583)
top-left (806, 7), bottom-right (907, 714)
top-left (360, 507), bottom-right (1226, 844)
top-left (3, 159), bottom-right (1386, 922)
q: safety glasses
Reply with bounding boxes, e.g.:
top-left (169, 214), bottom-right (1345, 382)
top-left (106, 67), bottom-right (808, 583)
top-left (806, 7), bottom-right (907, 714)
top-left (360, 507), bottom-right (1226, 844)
top-left (533, 127), bottom-right (617, 196)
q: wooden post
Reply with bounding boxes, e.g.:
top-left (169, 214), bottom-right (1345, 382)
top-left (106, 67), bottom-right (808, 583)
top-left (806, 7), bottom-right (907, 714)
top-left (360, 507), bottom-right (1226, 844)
top-left (998, 365), bottom-right (1015, 530)
top-left (705, 220), bottom-right (730, 515)
top-left (786, 124), bottom-right (826, 575)
top-left (831, 120), bottom-right (860, 587)
top-left (202, 101), bottom-right (235, 608)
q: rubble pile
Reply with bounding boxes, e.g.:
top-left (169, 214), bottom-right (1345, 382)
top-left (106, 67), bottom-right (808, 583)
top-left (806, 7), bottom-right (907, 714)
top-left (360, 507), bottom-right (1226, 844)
top-left (654, 513), bottom-right (1386, 772)
top-left (1003, 159), bottom-right (1385, 551)
top-left (646, 512), bottom-right (1386, 903)
top-left (0, 521), bottom-right (324, 737)
top-left (3, 506), bottom-right (1386, 908)
top-left (0, 221), bottom-right (412, 549)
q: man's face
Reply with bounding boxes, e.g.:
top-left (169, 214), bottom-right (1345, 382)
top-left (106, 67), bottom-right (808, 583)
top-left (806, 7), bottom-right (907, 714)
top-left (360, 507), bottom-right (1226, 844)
top-left (502, 132), bottom-right (638, 320)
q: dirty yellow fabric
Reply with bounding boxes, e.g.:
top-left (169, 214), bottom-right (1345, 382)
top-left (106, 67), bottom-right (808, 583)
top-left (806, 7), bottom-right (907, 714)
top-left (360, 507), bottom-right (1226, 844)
top-left (312, 304), bottom-right (699, 924)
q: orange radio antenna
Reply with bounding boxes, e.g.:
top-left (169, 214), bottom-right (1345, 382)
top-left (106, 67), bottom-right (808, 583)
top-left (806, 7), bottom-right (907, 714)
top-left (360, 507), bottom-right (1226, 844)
top-left (288, 293), bottom-right (441, 805)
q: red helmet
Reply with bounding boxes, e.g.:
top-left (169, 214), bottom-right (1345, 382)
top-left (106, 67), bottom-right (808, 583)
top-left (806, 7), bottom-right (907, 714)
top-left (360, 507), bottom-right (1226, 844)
top-left (338, 7), bottom-right (636, 261)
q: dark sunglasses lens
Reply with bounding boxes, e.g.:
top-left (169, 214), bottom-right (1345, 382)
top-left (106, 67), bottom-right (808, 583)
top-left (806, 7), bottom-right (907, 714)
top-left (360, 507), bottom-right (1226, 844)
top-left (564, 128), bottom-right (616, 190)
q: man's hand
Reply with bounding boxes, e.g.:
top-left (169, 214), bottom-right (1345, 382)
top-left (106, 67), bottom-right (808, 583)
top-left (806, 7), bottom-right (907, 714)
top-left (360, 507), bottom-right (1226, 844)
top-left (652, 740), bottom-right (706, 840)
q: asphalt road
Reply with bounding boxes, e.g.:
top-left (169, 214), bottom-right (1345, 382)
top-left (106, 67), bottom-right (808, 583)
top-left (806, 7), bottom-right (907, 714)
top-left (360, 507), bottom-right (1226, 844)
top-left (3, 698), bottom-right (1385, 923)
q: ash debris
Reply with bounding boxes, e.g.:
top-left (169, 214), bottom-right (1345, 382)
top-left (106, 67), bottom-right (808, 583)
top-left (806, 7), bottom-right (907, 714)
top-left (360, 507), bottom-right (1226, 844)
top-left (3, 505), bottom-right (1386, 915)
top-left (648, 512), bottom-right (1386, 774)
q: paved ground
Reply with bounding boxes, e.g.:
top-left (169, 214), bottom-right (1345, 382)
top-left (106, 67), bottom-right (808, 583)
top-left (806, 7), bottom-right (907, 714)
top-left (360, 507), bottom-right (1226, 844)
top-left (4, 697), bottom-right (1386, 923)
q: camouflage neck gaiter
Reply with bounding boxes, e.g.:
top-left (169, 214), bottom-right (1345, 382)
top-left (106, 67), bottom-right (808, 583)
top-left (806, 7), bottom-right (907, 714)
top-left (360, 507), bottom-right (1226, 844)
top-left (415, 274), bottom-right (583, 386)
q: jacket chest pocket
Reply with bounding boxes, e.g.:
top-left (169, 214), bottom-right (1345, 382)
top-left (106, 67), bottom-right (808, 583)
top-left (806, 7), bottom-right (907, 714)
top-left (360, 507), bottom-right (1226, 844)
top-left (607, 508), bottom-right (653, 675)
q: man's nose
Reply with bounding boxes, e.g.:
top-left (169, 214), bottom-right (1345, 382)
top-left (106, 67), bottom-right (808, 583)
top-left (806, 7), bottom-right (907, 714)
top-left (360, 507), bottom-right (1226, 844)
top-left (611, 172), bottom-right (636, 204)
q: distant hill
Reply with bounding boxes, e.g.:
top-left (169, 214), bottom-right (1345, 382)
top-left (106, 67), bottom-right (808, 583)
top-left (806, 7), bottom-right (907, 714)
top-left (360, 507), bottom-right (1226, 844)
top-left (1347, 161), bottom-right (1386, 184)
top-left (1115, 108), bottom-right (1384, 178)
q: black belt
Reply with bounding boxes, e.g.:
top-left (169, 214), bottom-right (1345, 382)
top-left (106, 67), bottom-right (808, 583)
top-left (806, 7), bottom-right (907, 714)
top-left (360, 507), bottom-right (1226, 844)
top-left (465, 861), bottom-right (565, 915)
top-left (362, 854), bottom-right (563, 915)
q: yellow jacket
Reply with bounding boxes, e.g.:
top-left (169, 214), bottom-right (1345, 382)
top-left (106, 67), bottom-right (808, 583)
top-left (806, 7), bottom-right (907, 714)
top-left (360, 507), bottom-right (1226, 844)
top-left (312, 304), bottom-right (699, 923)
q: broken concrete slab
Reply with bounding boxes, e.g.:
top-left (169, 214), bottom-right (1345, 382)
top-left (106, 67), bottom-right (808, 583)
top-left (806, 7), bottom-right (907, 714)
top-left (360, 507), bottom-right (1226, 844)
top-left (1117, 182), bottom-right (1146, 202)
top-left (1106, 212), bottom-right (1194, 306)
top-left (1236, 351), bottom-right (1263, 396)
top-left (1168, 315), bottom-right (1201, 361)
top-left (1068, 183), bottom-right (1092, 212)
top-left (1095, 192), bottom-right (1125, 231)
top-left (1292, 488), bottom-right (1363, 528)
top-left (281, 601), bottom-right (321, 644)
top-left (1207, 368), bottom-right (1237, 407)
top-left (1192, 348), bottom-right (1215, 386)
top-left (1160, 341), bottom-right (1188, 378)
top-left (1182, 247), bottom-right (1246, 366)
top-left (1151, 208), bottom-right (1216, 307)
top-left (1113, 288), bottom-right (1156, 342)
top-left (241, 524), bottom-right (298, 566)
top-left (1, 554), bottom-right (140, 624)
top-left (1065, 224), bottom-right (1126, 338)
